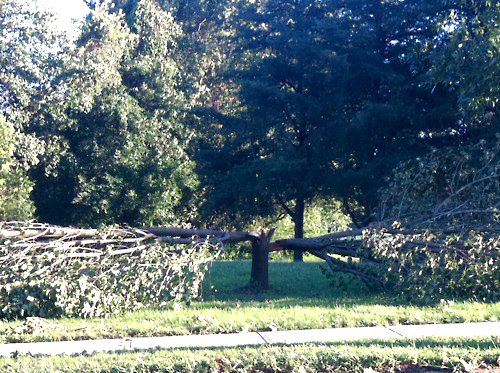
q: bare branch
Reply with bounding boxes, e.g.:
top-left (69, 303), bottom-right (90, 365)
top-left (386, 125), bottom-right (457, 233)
top-left (275, 194), bottom-right (295, 220)
top-left (433, 174), bottom-right (500, 214)
top-left (307, 249), bottom-right (383, 288)
top-left (140, 227), bottom-right (226, 238)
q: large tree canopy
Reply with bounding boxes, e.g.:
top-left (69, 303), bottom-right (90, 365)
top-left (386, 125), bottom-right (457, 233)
top-left (194, 0), bottom-right (469, 247)
top-left (30, 0), bottom-right (198, 226)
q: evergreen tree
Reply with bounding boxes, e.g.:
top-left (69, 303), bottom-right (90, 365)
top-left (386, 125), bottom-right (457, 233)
top-left (195, 0), bottom-right (464, 258)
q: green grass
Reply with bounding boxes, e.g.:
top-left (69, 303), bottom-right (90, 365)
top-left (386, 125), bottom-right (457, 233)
top-left (1, 336), bottom-right (499, 372)
top-left (1, 261), bottom-right (499, 372)
top-left (0, 261), bottom-right (499, 345)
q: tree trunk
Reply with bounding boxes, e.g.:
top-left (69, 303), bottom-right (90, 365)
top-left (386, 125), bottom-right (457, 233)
top-left (293, 197), bottom-right (305, 262)
top-left (250, 229), bottom-right (275, 290)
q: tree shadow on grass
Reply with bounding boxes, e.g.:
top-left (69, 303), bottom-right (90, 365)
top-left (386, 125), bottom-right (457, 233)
top-left (201, 260), bottom-right (383, 306)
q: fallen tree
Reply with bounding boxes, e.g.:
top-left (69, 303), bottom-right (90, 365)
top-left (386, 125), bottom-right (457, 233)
top-left (1, 217), bottom-right (498, 310)
top-left (0, 222), bottom-right (223, 319)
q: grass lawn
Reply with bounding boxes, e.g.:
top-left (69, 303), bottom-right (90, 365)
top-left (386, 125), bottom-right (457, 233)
top-left (0, 260), bottom-right (499, 372)
top-left (1, 260), bottom-right (498, 343)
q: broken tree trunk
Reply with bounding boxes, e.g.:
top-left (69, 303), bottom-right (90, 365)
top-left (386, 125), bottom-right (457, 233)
top-left (5, 221), bottom-right (496, 295)
top-left (250, 229), bottom-right (275, 290)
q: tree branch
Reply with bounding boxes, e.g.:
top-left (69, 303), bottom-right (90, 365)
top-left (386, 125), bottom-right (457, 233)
top-left (275, 194), bottom-right (295, 220)
top-left (307, 249), bottom-right (384, 289)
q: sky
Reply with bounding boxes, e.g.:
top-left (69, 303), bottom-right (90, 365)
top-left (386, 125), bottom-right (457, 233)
top-left (36, 0), bottom-right (90, 35)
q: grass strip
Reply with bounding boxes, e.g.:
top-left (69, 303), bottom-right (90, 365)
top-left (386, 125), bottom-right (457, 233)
top-left (1, 261), bottom-right (499, 343)
top-left (0, 336), bottom-right (498, 372)
top-left (1, 299), bottom-right (499, 344)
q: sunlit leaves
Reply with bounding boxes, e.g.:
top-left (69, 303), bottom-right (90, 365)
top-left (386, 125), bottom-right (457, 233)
top-left (0, 0), bottom-right (64, 120)
top-left (365, 228), bottom-right (499, 302)
top-left (0, 114), bottom-right (34, 220)
top-left (33, 0), bottom-right (198, 226)
top-left (67, 3), bottom-right (137, 113)
top-left (0, 225), bottom-right (218, 319)
top-left (425, 1), bottom-right (499, 121)
top-left (378, 136), bottom-right (500, 228)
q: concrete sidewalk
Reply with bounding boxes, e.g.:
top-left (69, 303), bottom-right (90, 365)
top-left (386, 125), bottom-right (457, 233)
top-left (0, 322), bottom-right (498, 357)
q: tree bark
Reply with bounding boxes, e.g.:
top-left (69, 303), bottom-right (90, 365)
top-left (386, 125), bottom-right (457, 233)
top-left (141, 227), bottom-right (226, 238)
top-left (293, 196), bottom-right (305, 262)
top-left (250, 229), bottom-right (275, 290)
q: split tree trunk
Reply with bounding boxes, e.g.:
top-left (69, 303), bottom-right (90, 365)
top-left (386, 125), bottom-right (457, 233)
top-left (250, 229), bottom-right (275, 290)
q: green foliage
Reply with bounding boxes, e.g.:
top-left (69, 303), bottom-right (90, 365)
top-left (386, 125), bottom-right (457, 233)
top-left (357, 136), bottom-right (500, 303)
top-left (0, 0), bottom-right (66, 221)
top-left (0, 115), bottom-right (34, 220)
top-left (30, 1), bottom-right (198, 227)
top-left (194, 0), bottom-right (466, 231)
top-left (0, 0), bottom-right (66, 162)
top-left (1, 0), bottom-right (497, 240)
top-left (378, 137), bottom-right (500, 228)
top-left (0, 0), bottom-right (72, 220)
top-left (270, 199), bottom-right (351, 240)
top-left (425, 1), bottom-right (499, 124)
top-left (196, 0), bottom-right (356, 229)
top-left (365, 229), bottom-right (499, 303)
top-left (0, 227), bottom-right (218, 320)
top-left (0, 0), bottom-right (66, 124)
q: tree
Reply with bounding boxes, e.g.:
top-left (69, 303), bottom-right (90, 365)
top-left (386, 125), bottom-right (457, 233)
top-left (424, 1), bottom-right (499, 138)
top-left (0, 0), bottom-right (66, 129)
top-left (196, 0), bottom-right (349, 261)
top-left (30, 0), bottom-right (198, 226)
top-left (0, 0), bottom-right (69, 219)
top-left (364, 0), bottom-right (500, 226)
top-left (195, 0), bottom-right (462, 260)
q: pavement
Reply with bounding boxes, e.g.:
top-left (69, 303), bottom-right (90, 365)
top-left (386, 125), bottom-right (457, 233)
top-left (0, 322), bottom-right (498, 357)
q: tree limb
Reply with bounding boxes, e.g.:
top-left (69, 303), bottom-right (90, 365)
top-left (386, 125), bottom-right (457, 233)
top-left (275, 194), bottom-right (295, 220)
